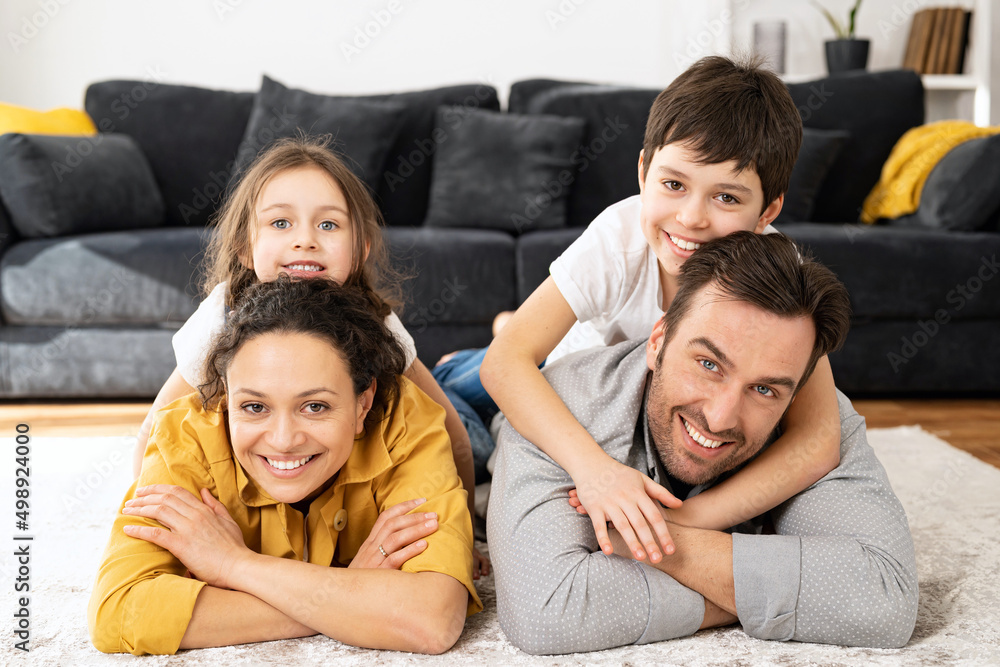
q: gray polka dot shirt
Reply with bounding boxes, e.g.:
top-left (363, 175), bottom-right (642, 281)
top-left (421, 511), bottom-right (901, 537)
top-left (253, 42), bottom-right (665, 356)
top-left (487, 339), bottom-right (918, 655)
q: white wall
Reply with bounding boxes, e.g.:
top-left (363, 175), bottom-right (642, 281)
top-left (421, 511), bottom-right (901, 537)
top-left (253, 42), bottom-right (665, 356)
top-left (2, 0), bottom-right (993, 123)
top-left (2, 0), bottom-right (684, 109)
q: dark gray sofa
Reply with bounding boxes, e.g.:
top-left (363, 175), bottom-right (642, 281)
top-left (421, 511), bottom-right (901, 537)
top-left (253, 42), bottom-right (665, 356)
top-left (2, 69), bottom-right (998, 398)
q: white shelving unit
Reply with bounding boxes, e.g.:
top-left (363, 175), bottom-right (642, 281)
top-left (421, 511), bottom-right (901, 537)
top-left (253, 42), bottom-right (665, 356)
top-left (921, 0), bottom-right (993, 126)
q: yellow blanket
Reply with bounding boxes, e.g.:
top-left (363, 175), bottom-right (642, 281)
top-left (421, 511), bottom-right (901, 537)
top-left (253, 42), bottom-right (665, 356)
top-left (861, 120), bottom-right (1000, 224)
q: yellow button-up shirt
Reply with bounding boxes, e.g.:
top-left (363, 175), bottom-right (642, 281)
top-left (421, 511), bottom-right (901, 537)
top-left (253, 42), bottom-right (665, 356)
top-left (88, 377), bottom-right (481, 655)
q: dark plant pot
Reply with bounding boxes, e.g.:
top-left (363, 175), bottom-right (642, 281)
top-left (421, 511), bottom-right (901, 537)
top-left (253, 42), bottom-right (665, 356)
top-left (825, 39), bottom-right (870, 73)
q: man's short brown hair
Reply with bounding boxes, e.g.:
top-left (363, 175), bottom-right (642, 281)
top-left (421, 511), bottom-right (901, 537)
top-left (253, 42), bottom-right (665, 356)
top-left (643, 55), bottom-right (803, 213)
top-left (660, 231), bottom-right (851, 391)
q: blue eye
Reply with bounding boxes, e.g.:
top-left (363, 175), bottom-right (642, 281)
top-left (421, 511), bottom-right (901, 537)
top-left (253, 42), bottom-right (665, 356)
top-left (700, 359), bottom-right (718, 372)
top-left (272, 219), bottom-right (290, 229)
top-left (755, 385), bottom-right (774, 397)
top-left (319, 221), bottom-right (337, 231)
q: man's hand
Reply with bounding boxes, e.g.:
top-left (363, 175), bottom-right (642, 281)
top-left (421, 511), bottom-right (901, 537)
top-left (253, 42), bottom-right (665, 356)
top-left (349, 498), bottom-right (436, 570)
top-left (122, 485), bottom-right (248, 589)
top-left (568, 457), bottom-right (682, 563)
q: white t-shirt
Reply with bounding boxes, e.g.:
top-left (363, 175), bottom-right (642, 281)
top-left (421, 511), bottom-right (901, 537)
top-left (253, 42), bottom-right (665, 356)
top-left (548, 194), bottom-right (780, 364)
top-left (172, 281), bottom-right (418, 390)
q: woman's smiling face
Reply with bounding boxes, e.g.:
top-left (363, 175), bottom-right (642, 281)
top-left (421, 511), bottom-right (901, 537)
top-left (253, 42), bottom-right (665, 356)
top-left (225, 331), bottom-right (374, 504)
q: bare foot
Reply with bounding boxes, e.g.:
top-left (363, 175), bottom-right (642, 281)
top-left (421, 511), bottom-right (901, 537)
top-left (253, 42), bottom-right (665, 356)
top-left (435, 350), bottom-right (459, 367)
top-left (492, 310), bottom-right (515, 337)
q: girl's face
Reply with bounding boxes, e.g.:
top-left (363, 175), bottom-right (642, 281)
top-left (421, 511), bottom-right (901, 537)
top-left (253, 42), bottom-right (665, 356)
top-left (250, 165), bottom-right (356, 284)
top-left (226, 331), bottom-right (375, 505)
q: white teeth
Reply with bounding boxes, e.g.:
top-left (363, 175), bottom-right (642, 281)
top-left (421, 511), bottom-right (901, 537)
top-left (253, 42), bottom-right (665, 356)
top-left (285, 264), bottom-right (323, 271)
top-left (265, 455), bottom-right (314, 470)
top-left (669, 234), bottom-right (702, 251)
top-left (682, 418), bottom-right (724, 449)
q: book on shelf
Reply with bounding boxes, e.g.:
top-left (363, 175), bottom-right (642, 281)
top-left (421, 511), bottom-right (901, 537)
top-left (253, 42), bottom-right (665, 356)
top-left (903, 6), bottom-right (972, 75)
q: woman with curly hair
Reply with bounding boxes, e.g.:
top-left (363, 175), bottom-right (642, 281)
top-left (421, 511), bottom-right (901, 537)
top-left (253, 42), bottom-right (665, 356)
top-left (89, 277), bottom-right (481, 655)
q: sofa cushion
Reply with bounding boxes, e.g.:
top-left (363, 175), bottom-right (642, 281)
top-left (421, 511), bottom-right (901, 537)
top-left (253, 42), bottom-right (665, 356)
top-left (0, 228), bottom-right (209, 326)
top-left (508, 79), bottom-right (595, 114)
top-left (787, 69), bottom-right (924, 223)
top-left (888, 135), bottom-right (1000, 232)
top-left (774, 128), bottom-right (850, 224)
top-left (233, 75), bottom-right (408, 192)
top-left (519, 85), bottom-right (658, 227)
top-left (515, 228), bottom-right (585, 304)
top-left (386, 226), bottom-right (515, 366)
top-left (424, 107), bottom-right (585, 234)
top-left (340, 84), bottom-right (501, 228)
top-left (85, 80), bottom-right (254, 228)
top-left (776, 223), bottom-right (1000, 321)
top-left (0, 133), bottom-right (164, 238)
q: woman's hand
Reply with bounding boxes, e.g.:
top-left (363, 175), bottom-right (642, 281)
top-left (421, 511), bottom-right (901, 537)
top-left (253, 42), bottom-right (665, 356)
top-left (350, 498), bottom-right (438, 570)
top-left (122, 485), bottom-right (248, 589)
top-left (569, 458), bottom-right (683, 563)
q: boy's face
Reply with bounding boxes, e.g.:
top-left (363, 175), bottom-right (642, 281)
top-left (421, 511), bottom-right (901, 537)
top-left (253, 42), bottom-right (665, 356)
top-left (638, 142), bottom-right (783, 280)
top-left (226, 331), bottom-right (374, 505)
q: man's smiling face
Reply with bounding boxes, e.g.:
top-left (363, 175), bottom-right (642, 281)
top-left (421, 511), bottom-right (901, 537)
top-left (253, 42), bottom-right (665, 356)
top-left (645, 284), bottom-right (816, 485)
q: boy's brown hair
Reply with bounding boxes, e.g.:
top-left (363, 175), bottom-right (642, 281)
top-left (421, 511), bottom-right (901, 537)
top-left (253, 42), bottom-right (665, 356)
top-left (642, 55), bottom-right (803, 213)
top-left (202, 135), bottom-right (401, 314)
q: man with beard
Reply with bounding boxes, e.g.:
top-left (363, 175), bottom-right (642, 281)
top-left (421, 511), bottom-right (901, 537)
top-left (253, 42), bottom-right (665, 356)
top-left (487, 231), bottom-right (918, 654)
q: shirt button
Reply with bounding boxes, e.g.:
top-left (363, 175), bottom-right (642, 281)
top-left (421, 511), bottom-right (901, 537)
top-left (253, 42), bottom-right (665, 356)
top-left (333, 509), bottom-right (348, 532)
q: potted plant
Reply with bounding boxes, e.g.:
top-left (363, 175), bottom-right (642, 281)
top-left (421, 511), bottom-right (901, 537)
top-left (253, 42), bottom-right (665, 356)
top-left (812, 0), bottom-right (868, 73)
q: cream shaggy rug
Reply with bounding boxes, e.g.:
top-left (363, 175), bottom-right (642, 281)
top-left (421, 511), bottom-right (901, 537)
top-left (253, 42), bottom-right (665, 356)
top-left (1, 425), bottom-right (998, 666)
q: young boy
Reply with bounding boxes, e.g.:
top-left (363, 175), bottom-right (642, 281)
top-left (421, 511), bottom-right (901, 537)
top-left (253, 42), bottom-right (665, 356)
top-left (441, 55), bottom-right (842, 563)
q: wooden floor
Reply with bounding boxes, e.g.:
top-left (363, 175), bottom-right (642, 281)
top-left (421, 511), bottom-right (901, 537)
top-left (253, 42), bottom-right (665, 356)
top-left (1, 398), bottom-right (998, 469)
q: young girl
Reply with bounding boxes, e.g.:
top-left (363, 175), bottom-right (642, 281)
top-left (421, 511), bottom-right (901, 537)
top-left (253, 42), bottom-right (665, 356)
top-left (133, 136), bottom-right (488, 577)
top-left (90, 278), bottom-right (480, 654)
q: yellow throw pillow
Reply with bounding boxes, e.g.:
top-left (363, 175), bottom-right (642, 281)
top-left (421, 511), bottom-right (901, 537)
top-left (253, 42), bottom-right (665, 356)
top-left (0, 102), bottom-right (97, 136)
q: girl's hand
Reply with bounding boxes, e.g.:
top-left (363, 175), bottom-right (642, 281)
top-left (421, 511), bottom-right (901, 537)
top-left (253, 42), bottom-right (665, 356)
top-left (350, 498), bottom-right (438, 570)
top-left (570, 458), bottom-right (683, 563)
top-left (472, 547), bottom-right (491, 580)
top-left (122, 485), bottom-right (247, 589)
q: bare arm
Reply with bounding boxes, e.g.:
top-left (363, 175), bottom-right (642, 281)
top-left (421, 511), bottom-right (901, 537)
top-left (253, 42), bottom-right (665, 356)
top-left (482, 277), bottom-right (680, 561)
top-left (133, 368), bottom-right (195, 478)
top-left (667, 356), bottom-right (841, 530)
top-left (179, 586), bottom-right (315, 649)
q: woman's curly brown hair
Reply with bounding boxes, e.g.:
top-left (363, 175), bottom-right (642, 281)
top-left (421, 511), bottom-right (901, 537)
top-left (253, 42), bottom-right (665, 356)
top-left (199, 276), bottom-right (406, 431)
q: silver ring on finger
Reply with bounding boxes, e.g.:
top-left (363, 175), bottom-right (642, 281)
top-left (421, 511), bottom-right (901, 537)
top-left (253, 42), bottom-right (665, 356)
top-left (378, 543), bottom-right (389, 558)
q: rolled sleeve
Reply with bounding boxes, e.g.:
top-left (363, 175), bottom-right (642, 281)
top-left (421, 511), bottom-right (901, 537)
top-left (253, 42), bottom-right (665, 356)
top-left (732, 533), bottom-right (800, 640)
top-left (636, 563), bottom-right (705, 644)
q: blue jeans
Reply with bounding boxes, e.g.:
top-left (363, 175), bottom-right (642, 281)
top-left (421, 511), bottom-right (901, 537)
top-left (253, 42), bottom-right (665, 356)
top-left (432, 346), bottom-right (499, 423)
top-left (441, 386), bottom-right (494, 484)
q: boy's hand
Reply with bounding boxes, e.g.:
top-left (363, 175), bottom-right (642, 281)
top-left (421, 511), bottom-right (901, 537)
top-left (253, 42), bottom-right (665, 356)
top-left (570, 458), bottom-right (682, 563)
